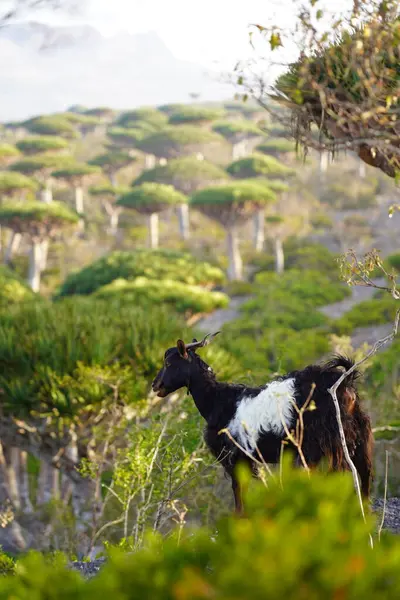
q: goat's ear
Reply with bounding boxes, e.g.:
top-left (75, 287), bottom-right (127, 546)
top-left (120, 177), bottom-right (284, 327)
top-left (177, 339), bottom-right (188, 359)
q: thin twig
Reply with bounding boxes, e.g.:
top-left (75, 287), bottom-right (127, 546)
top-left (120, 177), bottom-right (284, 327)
top-left (378, 451), bottom-right (389, 541)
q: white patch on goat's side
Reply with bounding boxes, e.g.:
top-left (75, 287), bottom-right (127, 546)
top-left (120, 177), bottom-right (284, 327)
top-left (227, 378), bottom-right (296, 452)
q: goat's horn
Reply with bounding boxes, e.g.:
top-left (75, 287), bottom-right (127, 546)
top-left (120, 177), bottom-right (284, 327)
top-left (186, 331), bottom-right (220, 351)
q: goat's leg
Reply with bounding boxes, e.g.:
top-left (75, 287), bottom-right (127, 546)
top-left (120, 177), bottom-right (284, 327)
top-left (231, 475), bottom-right (243, 514)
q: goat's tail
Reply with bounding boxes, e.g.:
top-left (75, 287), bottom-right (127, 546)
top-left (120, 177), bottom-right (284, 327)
top-left (321, 354), bottom-right (361, 415)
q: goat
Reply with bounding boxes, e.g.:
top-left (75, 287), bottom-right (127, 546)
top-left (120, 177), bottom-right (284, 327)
top-left (152, 332), bottom-right (373, 512)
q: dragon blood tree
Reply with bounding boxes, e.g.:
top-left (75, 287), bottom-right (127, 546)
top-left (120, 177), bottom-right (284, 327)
top-left (89, 183), bottom-right (130, 236)
top-left (190, 181), bottom-right (276, 280)
top-left (213, 120), bottom-right (264, 159)
top-left (88, 150), bottom-right (137, 186)
top-left (117, 183), bottom-right (187, 249)
top-left (136, 126), bottom-right (227, 164)
top-left (0, 143), bottom-right (20, 167)
top-left (253, 1), bottom-right (400, 180)
top-left (0, 172), bottom-right (38, 260)
top-left (134, 156), bottom-right (229, 240)
top-left (227, 154), bottom-right (294, 251)
top-left (10, 154), bottom-right (72, 204)
top-left (0, 201), bottom-right (78, 291)
top-left (51, 163), bottom-right (101, 218)
top-left (16, 136), bottom-right (69, 157)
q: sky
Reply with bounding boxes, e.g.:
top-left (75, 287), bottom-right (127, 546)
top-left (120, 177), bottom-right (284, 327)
top-left (36, 0), bottom-right (351, 69)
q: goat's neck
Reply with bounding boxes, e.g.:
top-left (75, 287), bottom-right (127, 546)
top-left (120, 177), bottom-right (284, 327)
top-left (188, 366), bottom-right (219, 422)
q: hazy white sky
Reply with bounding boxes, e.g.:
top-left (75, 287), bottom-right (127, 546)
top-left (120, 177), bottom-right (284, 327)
top-left (40, 0), bottom-right (351, 68)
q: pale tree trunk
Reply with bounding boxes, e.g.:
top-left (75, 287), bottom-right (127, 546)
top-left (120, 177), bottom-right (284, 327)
top-left (227, 226), bottom-right (243, 281)
top-left (103, 200), bottom-right (121, 236)
top-left (7, 447), bottom-right (21, 510)
top-left (232, 139), bottom-right (248, 160)
top-left (40, 239), bottom-right (49, 272)
top-left (75, 186), bottom-right (85, 231)
top-left (109, 172), bottom-right (117, 186)
top-left (275, 237), bottom-right (285, 274)
top-left (64, 426), bottom-right (81, 516)
top-left (358, 160), bottom-right (366, 178)
top-left (36, 459), bottom-right (52, 506)
top-left (144, 154), bottom-right (156, 169)
top-left (148, 213), bottom-right (159, 249)
top-left (177, 203), bottom-right (190, 241)
top-left (41, 184), bottom-right (53, 204)
top-left (253, 209), bottom-right (265, 252)
top-left (52, 468), bottom-right (60, 500)
top-left (28, 240), bottom-right (42, 292)
top-left (4, 231), bottom-right (22, 265)
top-left (19, 451), bottom-right (33, 513)
top-left (75, 186), bottom-right (84, 214)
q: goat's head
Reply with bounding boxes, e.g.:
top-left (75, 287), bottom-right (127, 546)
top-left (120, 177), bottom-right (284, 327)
top-left (151, 332), bottom-right (220, 397)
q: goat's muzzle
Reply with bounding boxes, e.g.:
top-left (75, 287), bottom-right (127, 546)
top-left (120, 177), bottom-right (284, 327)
top-left (152, 372), bottom-right (168, 398)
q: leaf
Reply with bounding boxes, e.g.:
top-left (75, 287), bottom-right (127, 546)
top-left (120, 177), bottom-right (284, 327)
top-left (269, 32), bottom-right (282, 51)
top-left (316, 9), bottom-right (323, 19)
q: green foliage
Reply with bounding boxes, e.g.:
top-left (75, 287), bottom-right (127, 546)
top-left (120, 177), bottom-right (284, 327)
top-left (221, 268), bottom-right (349, 377)
top-left (117, 183), bottom-right (187, 213)
top-left (107, 127), bottom-right (147, 147)
top-left (133, 156), bottom-right (229, 192)
top-left (227, 153), bottom-right (295, 178)
top-left (212, 119), bottom-right (262, 139)
top-left (16, 136), bottom-right (69, 155)
top-left (334, 293), bottom-right (398, 334)
top-left (190, 181), bottom-right (276, 208)
top-left (0, 171), bottom-right (38, 194)
top-left (1, 467), bottom-right (396, 599)
top-left (88, 151), bottom-right (136, 172)
top-left (136, 126), bottom-right (225, 158)
top-left (52, 163), bottom-right (101, 180)
top-left (0, 201), bottom-right (78, 233)
top-left (387, 252), bottom-right (400, 272)
top-left (0, 266), bottom-right (38, 307)
top-left (10, 155), bottom-right (73, 176)
top-left (256, 137), bottom-right (296, 155)
top-left (89, 184), bottom-right (130, 198)
top-left (321, 178), bottom-right (379, 209)
top-left (168, 106), bottom-right (225, 125)
top-left (0, 297), bottom-right (187, 416)
top-left (0, 143), bottom-right (20, 161)
top-left (285, 243), bottom-right (341, 280)
top-left (23, 115), bottom-right (78, 138)
top-left (116, 108), bottom-right (168, 129)
top-left (94, 277), bottom-right (229, 314)
top-left (0, 550), bottom-right (15, 576)
top-left (57, 249), bottom-right (225, 297)
top-left (84, 107), bottom-right (115, 118)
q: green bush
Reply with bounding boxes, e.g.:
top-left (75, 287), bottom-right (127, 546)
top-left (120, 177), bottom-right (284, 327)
top-left (57, 249), bottom-right (226, 297)
top-left (253, 270), bottom-right (349, 306)
top-left (334, 294), bottom-right (398, 334)
top-left (1, 467), bottom-right (397, 599)
top-left (0, 266), bottom-right (38, 307)
top-left (0, 297), bottom-right (187, 416)
top-left (94, 277), bottom-right (229, 315)
top-left (320, 178), bottom-right (379, 209)
top-left (387, 252), bottom-right (400, 272)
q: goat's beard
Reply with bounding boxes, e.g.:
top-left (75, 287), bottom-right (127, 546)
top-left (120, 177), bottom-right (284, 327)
top-left (155, 387), bottom-right (169, 398)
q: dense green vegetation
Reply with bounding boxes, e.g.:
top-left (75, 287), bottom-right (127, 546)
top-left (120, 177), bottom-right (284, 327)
top-left (57, 249), bottom-right (226, 296)
top-left (1, 468), bottom-right (400, 597)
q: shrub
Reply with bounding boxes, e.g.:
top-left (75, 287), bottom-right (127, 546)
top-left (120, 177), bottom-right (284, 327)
top-left (94, 278), bottom-right (229, 315)
top-left (1, 467), bottom-right (396, 599)
top-left (168, 107), bottom-right (225, 125)
top-left (57, 250), bottom-right (226, 297)
top-left (227, 153), bottom-right (295, 178)
top-left (334, 294), bottom-right (398, 334)
top-left (0, 266), bottom-right (38, 307)
top-left (387, 252), bottom-right (400, 272)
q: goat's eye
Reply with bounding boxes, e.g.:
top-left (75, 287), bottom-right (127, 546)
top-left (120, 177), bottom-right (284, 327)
top-left (164, 361), bottom-right (170, 368)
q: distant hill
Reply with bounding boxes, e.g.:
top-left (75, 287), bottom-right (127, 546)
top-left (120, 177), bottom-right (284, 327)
top-left (0, 22), bottom-right (231, 121)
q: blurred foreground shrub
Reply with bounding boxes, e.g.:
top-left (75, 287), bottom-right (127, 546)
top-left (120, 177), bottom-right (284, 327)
top-left (1, 466), bottom-right (399, 599)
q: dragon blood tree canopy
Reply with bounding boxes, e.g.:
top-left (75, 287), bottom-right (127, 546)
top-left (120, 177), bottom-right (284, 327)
top-left (273, 6), bottom-right (400, 178)
top-left (227, 153), bottom-right (295, 179)
top-left (0, 172), bottom-right (38, 196)
top-left (0, 201), bottom-right (79, 239)
top-left (190, 181), bottom-right (276, 226)
top-left (136, 126), bottom-right (226, 159)
top-left (133, 156), bottom-right (229, 193)
top-left (117, 183), bottom-right (187, 214)
top-left (16, 136), bottom-right (69, 155)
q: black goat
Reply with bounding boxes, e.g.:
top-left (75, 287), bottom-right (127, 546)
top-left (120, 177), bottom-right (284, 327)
top-left (152, 333), bottom-right (373, 512)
